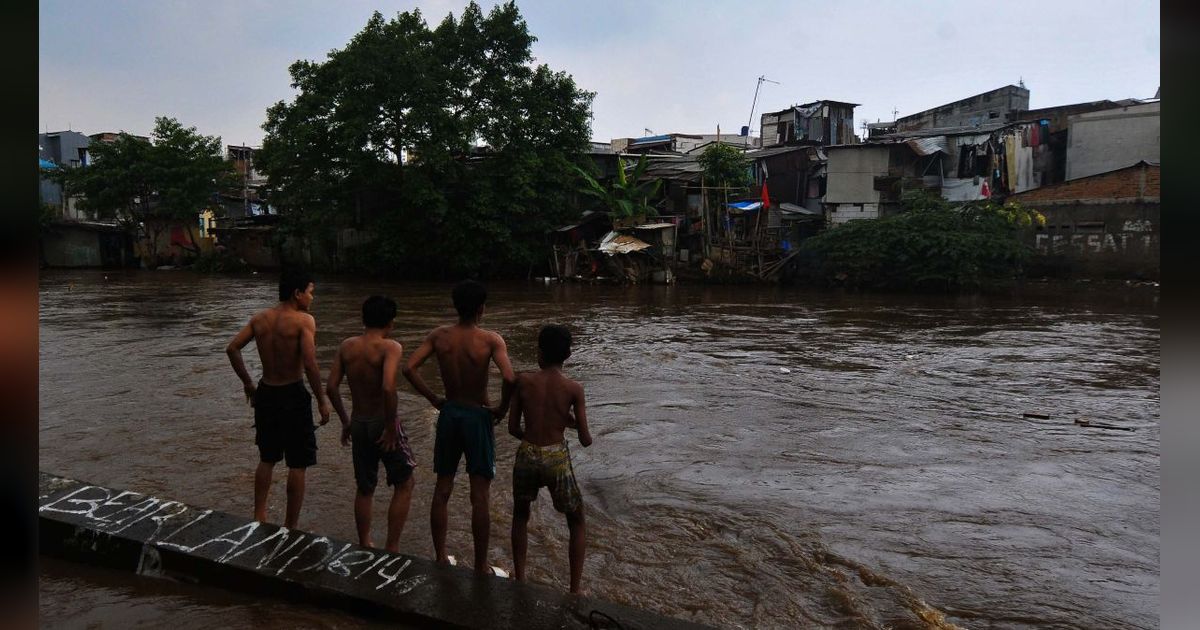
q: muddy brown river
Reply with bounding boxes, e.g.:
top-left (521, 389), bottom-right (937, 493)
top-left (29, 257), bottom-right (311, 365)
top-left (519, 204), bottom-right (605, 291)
top-left (38, 270), bottom-right (1159, 629)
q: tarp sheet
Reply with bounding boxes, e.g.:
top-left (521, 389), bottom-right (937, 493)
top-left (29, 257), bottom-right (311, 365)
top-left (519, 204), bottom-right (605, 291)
top-left (598, 231), bottom-right (652, 255)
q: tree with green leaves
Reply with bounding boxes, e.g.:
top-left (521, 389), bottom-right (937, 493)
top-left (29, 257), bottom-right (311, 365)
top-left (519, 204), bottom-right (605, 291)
top-left (56, 117), bottom-right (233, 264)
top-left (570, 154), bottom-right (662, 224)
top-left (697, 142), bottom-right (751, 198)
top-left (258, 2), bottom-right (594, 278)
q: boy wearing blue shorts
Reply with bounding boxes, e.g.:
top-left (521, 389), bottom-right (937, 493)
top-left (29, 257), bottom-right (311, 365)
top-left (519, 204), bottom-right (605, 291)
top-left (403, 281), bottom-right (517, 575)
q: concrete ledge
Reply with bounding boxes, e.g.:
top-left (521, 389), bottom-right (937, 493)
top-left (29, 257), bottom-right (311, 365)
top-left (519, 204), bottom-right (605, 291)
top-left (39, 472), bottom-right (713, 629)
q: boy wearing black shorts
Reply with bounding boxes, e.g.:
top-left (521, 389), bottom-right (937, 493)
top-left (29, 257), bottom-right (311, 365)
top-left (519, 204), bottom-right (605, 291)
top-left (327, 295), bottom-right (416, 551)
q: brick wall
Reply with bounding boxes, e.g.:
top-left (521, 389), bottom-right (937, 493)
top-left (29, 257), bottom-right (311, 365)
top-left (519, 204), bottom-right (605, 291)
top-left (1009, 164), bottom-right (1159, 204)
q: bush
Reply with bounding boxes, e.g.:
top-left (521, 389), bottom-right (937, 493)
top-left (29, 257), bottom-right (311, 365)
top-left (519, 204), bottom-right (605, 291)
top-left (800, 191), bottom-right (1044, 291)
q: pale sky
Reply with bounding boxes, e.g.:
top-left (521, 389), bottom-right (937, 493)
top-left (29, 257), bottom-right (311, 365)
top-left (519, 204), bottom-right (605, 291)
top-left (39, 0), bottom-right (1160, 147)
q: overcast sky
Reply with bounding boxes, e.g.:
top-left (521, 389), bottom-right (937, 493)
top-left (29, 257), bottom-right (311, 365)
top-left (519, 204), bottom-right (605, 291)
top-left (40, 0), bottom-right (1160, 147)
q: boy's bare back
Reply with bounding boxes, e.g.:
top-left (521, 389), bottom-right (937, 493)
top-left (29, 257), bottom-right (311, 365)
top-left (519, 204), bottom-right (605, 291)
top-left (336, 335), bottom-right (402, 418)
top-left (428, 324), bottom-right (507, 407)
top-left (247, 306), bottom-right (316, 386)
top-left (514, 370), bottom-right (590, 447)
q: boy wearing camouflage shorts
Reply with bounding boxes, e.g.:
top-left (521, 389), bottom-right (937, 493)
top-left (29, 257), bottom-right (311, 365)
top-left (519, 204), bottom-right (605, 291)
top-left (507, 325), bottom-right (593, 594)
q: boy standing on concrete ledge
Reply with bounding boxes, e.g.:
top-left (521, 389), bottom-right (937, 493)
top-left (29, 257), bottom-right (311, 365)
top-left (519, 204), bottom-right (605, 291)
top-left (326, 295), bottom-right (417, 552)
top-left (226, 267), bottom-right (332, 529)
top-left (402, 280), bottom-right (517, 576)
top-left (508, 325), bottom-right (593, 594)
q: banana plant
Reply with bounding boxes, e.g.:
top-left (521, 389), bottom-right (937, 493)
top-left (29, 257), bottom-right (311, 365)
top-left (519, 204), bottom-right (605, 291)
top-left (571, 154), bottom-right (662, 221)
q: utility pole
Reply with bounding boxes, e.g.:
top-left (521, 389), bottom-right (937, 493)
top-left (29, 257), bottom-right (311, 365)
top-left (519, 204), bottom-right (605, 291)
top-left (892, 106), bottom-right (899, 121)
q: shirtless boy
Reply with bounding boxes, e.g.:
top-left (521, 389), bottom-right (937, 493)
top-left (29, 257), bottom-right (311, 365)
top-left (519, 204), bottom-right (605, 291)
top-left (402, 280), bottom-right (517, 575)
top-left (326, 295), bottom-right (417, 552)
top-left (508, 325), bottom-right (592, 594)
top-left (226, 268), bottom-right (332, 529)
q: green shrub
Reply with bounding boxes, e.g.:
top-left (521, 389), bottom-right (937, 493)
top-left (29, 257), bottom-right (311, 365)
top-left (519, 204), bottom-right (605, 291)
top-left (800, 191), bottom-right (1044, 291)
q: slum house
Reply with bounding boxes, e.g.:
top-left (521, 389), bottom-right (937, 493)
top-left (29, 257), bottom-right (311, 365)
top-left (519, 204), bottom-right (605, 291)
top-left (208, 214), bottom-right (284, 269)
top-left (549, 210), bottom-right (613, 280)
top-left (823, 137), bottom-right (948, 224)
top-left (219, 145), bottom-right (271, 220)
top-left (759, 100), bottom-right (859, 148)
top-left (743, 145), bottom-right (825, 251)
top-left (613, 133), bottom-right (760, 154)
top-left (1008, 160), bottom-right (1159, 279)
top-left (585, 155), bottom-right (694, 283)
top-left (873, 114), bottom-right (1085, 205)
top-left (596, 222), bottom-right (679, 284)
top-left (890, 84), bottom-right (1151, 187)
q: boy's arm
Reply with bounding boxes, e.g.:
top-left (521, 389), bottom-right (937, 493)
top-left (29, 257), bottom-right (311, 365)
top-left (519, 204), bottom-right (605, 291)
top-left (507, 376), bottom-right (524, 441)
top-left (489, 334), bottom-right (518, 422)
top-left (402, 331), bottom-right (443, 410)
top-left (378, 341), bottom-right (403, 452)
top-left (325, 344), bottom-right (350, 444)
top-left (226, 319), bottom-right (257, 403)
top-left (573, 383), bottom-right (592, 447)
top-left (300, 315), bottom-right (331, 424)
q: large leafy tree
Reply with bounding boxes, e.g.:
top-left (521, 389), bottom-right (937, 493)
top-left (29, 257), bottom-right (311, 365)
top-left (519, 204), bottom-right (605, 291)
top-left (57, 117), bottom-right (233, 261)
top-left (258, 1), bottom-right (594, 278)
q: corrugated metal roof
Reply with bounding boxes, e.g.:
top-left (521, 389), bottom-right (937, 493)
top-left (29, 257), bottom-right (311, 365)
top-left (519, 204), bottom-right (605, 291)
top-left (905, 136), bottom-right (947, 156)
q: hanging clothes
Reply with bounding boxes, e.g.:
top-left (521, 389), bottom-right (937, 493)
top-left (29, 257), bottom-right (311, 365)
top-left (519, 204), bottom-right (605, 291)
top-left (1030, 124), bottom-right (1040, 147)
top-left (1005, 135), bottom-right (1018, 191)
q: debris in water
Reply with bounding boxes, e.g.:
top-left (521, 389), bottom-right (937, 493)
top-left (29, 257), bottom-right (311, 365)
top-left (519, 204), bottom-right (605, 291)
top-left (779, 367), bottom-right (791, 374)
top-left (1023, 412), bottom-right (1051, 419)
top-left (1074, 418), bottom-right (1135, 431)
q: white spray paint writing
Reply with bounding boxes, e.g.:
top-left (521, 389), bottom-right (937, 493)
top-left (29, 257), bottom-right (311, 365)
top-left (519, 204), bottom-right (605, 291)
top-left (40, 484), bottom-right (427, 595)
top-left (1035, 231), bottom-right (1155, 255)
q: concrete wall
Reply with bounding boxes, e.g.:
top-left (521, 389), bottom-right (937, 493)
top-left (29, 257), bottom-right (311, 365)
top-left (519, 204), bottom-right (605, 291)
top-left (41, 224), bottom-right (134, 268)
top-left (214, 229), bottom-right (281, 269)
top-left (1027, 203), bottom-right (1159, 279)
top-left (1066, 102), bottom-right (1160, 180)
top-left (824, 146), bottom-right (889, 204)
top-left (42, 227), bottom-right (104, 267)
top-left (896, 85), bottom-right (1030, 132)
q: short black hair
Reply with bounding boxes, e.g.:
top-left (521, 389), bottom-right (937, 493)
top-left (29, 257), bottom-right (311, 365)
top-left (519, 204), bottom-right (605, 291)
top-left (452, 280), bottom-right (487, 320)
top-left (362, 295), bottom-right (397, 329)
top-left (279, 267), bottom-right (314, 302)
top-left (538, 325), bottom-right (572, 365)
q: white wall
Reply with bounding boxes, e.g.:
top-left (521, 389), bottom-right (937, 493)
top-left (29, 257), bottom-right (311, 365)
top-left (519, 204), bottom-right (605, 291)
top-left (828, 203), bottom-right (880, 225)
top-left (1067, 102), bottom-right (1160, 180)
top-left (824, 146), bottom-right (890, 204)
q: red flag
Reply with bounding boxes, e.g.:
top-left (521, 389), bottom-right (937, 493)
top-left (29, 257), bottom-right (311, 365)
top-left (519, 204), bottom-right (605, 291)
top-left (761, 181), bottom-right (771, 209)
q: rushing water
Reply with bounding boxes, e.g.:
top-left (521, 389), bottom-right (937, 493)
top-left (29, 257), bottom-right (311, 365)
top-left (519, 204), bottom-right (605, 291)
top-left (38, 270), bottom-right (1159, 629)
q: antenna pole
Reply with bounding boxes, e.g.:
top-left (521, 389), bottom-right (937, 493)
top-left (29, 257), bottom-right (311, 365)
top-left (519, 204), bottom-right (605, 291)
top-left (746, 75), bottom-right (780, 141)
